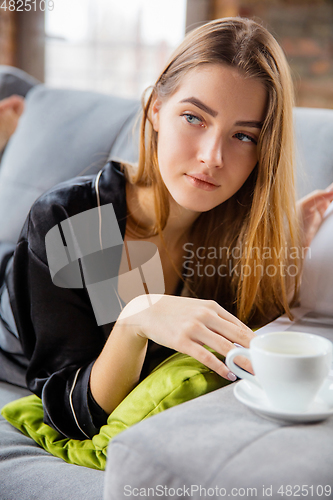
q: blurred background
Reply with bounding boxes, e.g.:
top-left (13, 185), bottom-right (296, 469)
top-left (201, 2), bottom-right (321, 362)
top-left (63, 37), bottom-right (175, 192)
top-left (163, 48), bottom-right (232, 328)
top-left (1, 0), bottom-right (333, 107)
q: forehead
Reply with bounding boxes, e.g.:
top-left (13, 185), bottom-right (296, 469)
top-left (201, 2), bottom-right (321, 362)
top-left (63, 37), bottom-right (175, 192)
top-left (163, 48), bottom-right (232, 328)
top-left (164, 63), bottom-right (267, 121)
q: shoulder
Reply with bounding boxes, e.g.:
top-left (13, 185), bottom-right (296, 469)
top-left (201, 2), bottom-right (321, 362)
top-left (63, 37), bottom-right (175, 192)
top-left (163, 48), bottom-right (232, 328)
top-left (17, 161), bottom-right (127, 261)
top-left (22, 174), bottom-right (96, 245)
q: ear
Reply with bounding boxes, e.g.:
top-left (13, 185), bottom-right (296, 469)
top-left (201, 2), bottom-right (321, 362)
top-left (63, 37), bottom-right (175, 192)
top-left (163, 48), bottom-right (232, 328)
top-left (151, 96), bottom-right (162, 132)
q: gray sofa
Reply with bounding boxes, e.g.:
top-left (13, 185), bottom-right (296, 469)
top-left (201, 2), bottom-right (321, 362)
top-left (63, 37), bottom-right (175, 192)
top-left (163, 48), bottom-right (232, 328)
top-left (0, 67), bottom-right (333, 500)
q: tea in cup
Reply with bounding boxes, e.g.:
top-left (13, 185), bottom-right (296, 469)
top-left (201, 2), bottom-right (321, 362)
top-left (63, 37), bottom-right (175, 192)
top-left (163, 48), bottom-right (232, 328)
top-left (226, 331), bottom-right (332, 412)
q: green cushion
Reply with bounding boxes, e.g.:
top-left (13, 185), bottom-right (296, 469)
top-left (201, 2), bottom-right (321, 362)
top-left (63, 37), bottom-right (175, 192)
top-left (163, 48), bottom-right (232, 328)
top-left (1, 351), bottom-right (230, 470)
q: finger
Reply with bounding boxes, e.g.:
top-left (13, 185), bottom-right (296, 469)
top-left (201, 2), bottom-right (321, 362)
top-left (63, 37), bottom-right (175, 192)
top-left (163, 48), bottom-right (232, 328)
top-left (230, 353), bottom-right (254, 375)
top-left (300, 188), bottom-right (333, 206)
top-left (325, 182), bottom-right (333, 193)
top-left (184, 342), bottom-right (237, 380)
top-left (210, 300), bottom-right (254, 335)
top-left (214, 318), bottom-right (256, 347)
top-left (302, 194), bottom-right (333, 217)
top-left (312, 196), bottom-right (333, 216)
top-left (313, 190), bottom-right (333, 202)
top-left (307, 197), bottom-right (333, 214)
top-left (205, 308), bottom-right (256, 347)
top-left (319, 190), bottom-right (333, 200)
top-left (190, 325), bottom-right (254, 374)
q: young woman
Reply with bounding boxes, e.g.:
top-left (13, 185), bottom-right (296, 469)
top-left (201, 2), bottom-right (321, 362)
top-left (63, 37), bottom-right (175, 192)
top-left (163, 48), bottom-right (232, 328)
top-left (2, 17), bottom-right (333, 440)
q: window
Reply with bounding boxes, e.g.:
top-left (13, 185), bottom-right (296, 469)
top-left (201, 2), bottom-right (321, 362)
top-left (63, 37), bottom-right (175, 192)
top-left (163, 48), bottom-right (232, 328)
top-left (45, 0), bottom-right (187, 98)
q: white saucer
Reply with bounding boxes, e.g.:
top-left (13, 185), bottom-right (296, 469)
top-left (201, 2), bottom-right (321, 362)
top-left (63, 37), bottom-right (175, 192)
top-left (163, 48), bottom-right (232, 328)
top-left (234, 378), bottom-right (333, 423)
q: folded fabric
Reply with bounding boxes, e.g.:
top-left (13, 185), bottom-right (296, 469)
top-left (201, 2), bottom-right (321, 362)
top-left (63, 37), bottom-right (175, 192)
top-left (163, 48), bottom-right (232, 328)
top-left (1, 351), bottom-right (230, 470)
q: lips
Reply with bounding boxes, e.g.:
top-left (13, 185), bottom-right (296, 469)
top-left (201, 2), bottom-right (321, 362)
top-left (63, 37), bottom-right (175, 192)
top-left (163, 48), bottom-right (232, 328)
top-left (186, 173), bottom-right (220, 187)
top-left (185, 173), bottom-right (220, 192)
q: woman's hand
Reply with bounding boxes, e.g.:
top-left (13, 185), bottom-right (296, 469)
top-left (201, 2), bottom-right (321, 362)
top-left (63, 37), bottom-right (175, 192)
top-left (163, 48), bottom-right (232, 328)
top-left (0, 95), bottom-right (25, 151)
top-left (297, 182), bottom-right (333, 250)
top-left (118, 294), bottom-right (256, 381)
top-left (91, 295), bottom-right (255, 414)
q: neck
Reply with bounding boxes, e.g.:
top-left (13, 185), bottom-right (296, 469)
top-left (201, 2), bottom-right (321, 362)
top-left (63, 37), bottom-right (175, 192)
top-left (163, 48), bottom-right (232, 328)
top-left (126, 183), bottom-right (200, 248)
top-left (163, 196), bottom-right (200, 247)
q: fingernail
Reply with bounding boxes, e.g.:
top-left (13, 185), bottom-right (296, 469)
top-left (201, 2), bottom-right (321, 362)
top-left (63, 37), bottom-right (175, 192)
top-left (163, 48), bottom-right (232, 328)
top-left (227, 371), bottom-right (237, 381)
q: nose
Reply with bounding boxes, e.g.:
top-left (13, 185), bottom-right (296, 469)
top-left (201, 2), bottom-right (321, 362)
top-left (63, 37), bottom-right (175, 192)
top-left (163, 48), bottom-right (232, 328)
top-left (197, 131), bottom-right (223, 169)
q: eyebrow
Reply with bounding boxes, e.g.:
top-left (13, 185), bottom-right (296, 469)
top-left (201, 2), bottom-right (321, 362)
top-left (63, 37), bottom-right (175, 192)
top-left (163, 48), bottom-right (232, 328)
top-left (179, 97), bottom-right (218, 117)
top-left (179, 97), bottom-right (263, 128)
top-left (235, 120), bottom-right (263, 129)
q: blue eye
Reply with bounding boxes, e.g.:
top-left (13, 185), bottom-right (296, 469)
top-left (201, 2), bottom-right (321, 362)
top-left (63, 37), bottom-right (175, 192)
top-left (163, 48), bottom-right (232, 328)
top-left (235, 132), bottom-right (257, 144)
top-left (183, 114), bottom-right (202, 125)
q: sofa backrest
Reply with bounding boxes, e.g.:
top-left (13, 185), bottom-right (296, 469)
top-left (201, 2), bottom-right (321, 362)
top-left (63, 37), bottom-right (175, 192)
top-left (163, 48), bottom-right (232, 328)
top-left (0, 85), bottom-right (140, 243)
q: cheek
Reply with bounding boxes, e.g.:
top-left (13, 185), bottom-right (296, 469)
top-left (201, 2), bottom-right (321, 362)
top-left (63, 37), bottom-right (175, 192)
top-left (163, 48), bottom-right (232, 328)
top-left (156, 140), bottom-right (175, 189)
top-left (225, 149), bottom-right (257, 195)
top-left (156, 127), bottom-right (192, 175)
top-left (231, 144), bottom-right (258, 175)
top-left (238, 159), bottom-right (257, 187)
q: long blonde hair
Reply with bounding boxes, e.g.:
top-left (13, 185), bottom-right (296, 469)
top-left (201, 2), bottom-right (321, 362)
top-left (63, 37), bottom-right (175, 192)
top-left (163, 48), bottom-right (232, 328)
top-left (124, 17), bottom-right (301, 328)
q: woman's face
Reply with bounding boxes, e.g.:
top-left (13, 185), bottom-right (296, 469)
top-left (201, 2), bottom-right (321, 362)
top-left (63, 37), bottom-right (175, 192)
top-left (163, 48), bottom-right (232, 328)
top-left (151, 63), bottom-right (267, 213)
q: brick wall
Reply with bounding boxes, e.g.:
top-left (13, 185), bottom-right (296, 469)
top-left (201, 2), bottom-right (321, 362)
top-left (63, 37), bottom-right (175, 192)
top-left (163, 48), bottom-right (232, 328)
top-left (212, 0), bottom-right (333, 109)
top-left (0, 10), bottom-right (16, 66)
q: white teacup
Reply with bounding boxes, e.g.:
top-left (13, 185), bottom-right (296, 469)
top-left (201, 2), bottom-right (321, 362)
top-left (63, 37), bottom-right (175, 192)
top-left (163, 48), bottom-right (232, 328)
top-left (226, 331), bottom-right (332, 412)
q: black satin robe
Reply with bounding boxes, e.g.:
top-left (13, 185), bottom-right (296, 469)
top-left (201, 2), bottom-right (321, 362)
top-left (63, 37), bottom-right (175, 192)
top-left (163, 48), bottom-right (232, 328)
top-left (5, 161), bottom-right (175, 439)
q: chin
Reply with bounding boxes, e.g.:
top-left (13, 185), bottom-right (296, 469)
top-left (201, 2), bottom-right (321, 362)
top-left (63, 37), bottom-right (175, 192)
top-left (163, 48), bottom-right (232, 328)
top-left (172, 194), bottom-right (216, 213)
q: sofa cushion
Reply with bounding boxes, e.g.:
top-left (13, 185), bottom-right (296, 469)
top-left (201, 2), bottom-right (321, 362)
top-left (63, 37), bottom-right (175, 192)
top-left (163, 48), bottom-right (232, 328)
top-left (0, 381), bottom-right (104, 500)
top-left (1, 351), bottom-right (230, 470)
top-left (0, 85), bottom-right (140, 243)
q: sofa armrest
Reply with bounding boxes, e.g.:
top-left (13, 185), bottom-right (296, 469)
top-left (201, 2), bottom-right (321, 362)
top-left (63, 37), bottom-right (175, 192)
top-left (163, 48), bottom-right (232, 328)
top-left (105, 383), bottom-right (333, 499)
